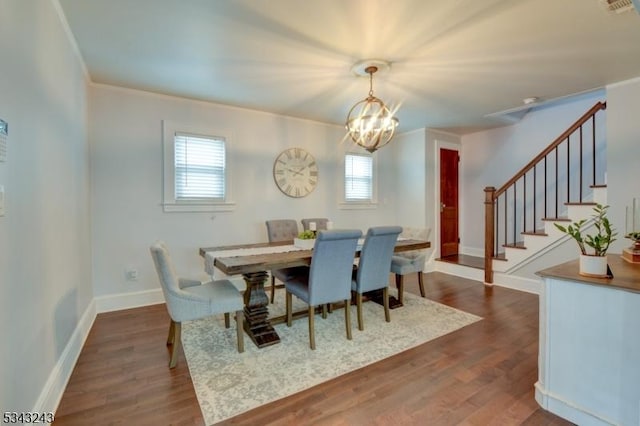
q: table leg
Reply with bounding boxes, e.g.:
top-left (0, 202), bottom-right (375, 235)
top-left (365, 289), bottom-right (404, 309)
top-left (242, 271), bottom-right (280, 348)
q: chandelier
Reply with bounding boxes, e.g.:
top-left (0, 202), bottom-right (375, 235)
top-left (345, 60), bottom-right (399, 153)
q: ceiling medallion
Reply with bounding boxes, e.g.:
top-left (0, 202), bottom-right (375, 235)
top-left (345, 59), bottom-right (399, 153)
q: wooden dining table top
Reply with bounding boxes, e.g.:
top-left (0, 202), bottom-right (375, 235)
top-left (199, 238), bottom-right (431, 276)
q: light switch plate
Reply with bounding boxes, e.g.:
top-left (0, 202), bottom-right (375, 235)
top-left (0, 185), bottom-right (5, 216)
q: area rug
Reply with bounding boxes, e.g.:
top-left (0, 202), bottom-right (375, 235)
top-left (181, 288), bottom-right (481, 425)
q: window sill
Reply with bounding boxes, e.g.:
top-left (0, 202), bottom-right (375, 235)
top-left (338, 202), bottom-right (378, 210)
top-left (162, 202), bottom-right (236, 213)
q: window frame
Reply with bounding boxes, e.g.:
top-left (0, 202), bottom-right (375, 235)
top-left (339, 150), bottom-right (378, 209)
top-left (162, 120), bottom-right (235, 212)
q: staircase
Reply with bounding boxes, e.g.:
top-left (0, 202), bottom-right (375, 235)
top-left (483, 101), bottom-right (608, 284)
top-left (491, 186), bottom-right (607, 274)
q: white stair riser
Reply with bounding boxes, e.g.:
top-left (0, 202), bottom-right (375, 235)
top-left (492, 187), bottom-right (607, 272)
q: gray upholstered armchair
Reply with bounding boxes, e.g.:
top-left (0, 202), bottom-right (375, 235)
top-left (150, 241), bottom-right (244, 368)
top-left (265, 219), bottom-right (304, 303)
top-left (352, 226), bottom-right (403, 330)
top-left (284, 229), bottom-right (362, 349)
top-left (390, 227), bottom-right (431, 304)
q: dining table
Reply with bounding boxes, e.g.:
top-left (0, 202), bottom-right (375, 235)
top-left (199, 237), bottom-right (430, 349)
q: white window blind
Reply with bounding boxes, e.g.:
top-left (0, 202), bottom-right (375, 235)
top-left (345, 153), bottom-right (373, 200)
top-left (174, 133), bottom-right (225, 200)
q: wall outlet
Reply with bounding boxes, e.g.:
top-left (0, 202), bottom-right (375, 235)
top-left (125, 268), bottom-right (139, 281)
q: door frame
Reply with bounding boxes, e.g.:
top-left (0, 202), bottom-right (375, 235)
top-left (434, 140), bottom-right (461, 259)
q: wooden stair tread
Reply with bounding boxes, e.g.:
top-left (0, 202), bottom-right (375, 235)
top-left (542, 217), bottom-right (571, 222)
top-left (522, 230), bottom-right (548, 236)
top-left (503, 242), bottom-right (526, 249)
top-left (493, 253), bottom-right (508, 261)
top-left (590, 184), bottom-right (607, 188)
top-left (565, 202), bottom-right (597, 206)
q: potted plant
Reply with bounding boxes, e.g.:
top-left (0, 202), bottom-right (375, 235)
top-left (294, 230), bottom-right (316, 249)
top-left (554, 204), bottom-right (617, 277)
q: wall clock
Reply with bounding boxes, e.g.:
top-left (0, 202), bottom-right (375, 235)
top-left (273, 147), bottom-right (318, 198)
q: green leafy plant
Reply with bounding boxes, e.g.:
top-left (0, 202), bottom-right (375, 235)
top-left (297, 230), bottom-right (316, 240)
top-left (626, 231), bottom-right (640, 243)
top-left (554, 204), bottom-right (617, 256)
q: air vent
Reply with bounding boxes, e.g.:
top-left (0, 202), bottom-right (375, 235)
top-left (600, 0), bottom-right (635, 13)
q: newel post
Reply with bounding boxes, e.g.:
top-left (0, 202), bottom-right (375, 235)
top-left (484, 187), bottom-right (496, 284)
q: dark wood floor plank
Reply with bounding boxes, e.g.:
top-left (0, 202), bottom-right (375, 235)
top-left (54, 273), bottom-right (573, 425)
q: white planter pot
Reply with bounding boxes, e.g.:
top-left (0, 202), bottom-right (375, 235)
top-left (579, 254), bottom-right (608, 278)
top-left (294, 238), bottom-right (315, 250)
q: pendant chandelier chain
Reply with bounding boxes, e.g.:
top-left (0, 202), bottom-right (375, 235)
top-left (366, 66), bottom-right (377, 98)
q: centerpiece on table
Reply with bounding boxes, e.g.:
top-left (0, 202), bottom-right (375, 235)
top-left (554, 203), bottom-right (617, 277)
top-left (294, 230), bottom-right (316, 249)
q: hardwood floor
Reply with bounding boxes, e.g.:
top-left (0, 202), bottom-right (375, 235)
top-left (54, 273), bottom-right (573, 425)
top-left (437, 254), bottom-right (485, 270)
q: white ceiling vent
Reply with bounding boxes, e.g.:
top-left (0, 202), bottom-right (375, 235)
top-left (599, 0), bottom-right (638, 13)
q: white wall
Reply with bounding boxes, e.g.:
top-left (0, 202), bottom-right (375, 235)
top-left (89, 85), bottom-right (399, 300)
top-left (393, 128), bottom-right (426, 226)
top-left (606, 77), bottom-right (640, 253)
top-left (0, 0), bottom-right (92, 414)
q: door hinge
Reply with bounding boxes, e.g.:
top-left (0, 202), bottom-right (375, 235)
top-left (458, 238), bottom-right (460, 243)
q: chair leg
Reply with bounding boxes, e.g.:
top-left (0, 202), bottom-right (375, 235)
top-left (270, 275), bottom-right (276, 304)
top-left (395, 274), bottom-right (405, 305)
top-left (235, 310), bottom-right (245, 353)
top-left (286, 291), bottom-right (293, 327)
top-left (168, 321), bottom-right (181, 369)
top-left (356, 292), bottom-right (364, 331)
top-left (224, 312), bottom-right (230, 328)
top-left (344, 299), bottom-right (352, 340)
top-left (321, 304), bottom-right (328, 319)
top-left (308, 306), bottom-right (316, 350)
top-left (167, 320), bottom-right (176, 346)
top-left (418, 271), bottom-right (426, 297)
top-left (383, 287), bottom-right (391, 322)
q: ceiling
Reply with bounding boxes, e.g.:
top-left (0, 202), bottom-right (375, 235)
top-left (57, 0), bottom-right (640, 135)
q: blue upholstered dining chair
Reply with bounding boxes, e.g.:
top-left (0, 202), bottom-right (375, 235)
top-left (390, 227), bottom-right (431, 304)
top-left (352, 226), bottom-right (403, 331)
top-left (301, 218), bottom-right (329, 231)
top-left (284, 229), bottom-right (362, 350)
top-left (265, 219), bottom-right (303, 304)
top-left (150, 241), bottom-right (244, 368)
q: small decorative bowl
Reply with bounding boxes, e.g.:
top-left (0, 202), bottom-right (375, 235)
top-left (294, 238), bottom-right (315, 250)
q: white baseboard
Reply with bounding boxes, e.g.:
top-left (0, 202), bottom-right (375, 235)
top-left (535, 382), bottom-right (616, 426)
top-left (460, 246), bottom-right (484, 257)
top-left (429, 258), bottom-right (542, 295)
top-left (492, 273), bottom-right (542, 295)
top-left (34, 299), bottom-right (97, 418)
top-left (434, 260), bottom-right (485, 281)
top-left (95, 288), bottom-right (164, 313)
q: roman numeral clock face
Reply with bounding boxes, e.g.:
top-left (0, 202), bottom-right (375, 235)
top-left (273, 148), bottom-right (318, 198)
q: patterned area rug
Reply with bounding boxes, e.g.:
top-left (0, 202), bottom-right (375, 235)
top-left (181, 288), bottom-right (481, 425)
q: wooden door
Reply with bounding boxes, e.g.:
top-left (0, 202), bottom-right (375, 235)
top-left (440, 148), bottom-right (459, 257)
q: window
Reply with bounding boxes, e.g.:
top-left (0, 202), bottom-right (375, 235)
top-left (162, 121), bottom-right (235, 212)
top-left (344, 153), bottom-right (373, 201)
top-left (174, 133), bottom-right (225, 200)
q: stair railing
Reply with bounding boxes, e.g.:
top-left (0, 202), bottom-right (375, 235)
top-left (484, 101), bottom-right (607, 283)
